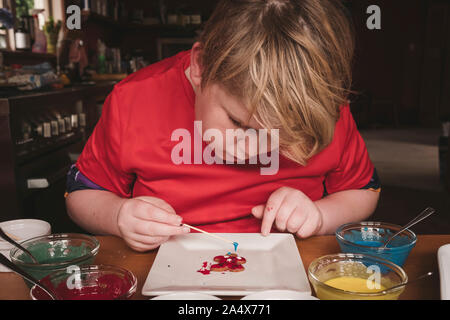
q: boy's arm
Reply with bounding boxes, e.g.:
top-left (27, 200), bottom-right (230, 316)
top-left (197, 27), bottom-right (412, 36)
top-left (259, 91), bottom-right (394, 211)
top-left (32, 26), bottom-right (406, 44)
top-left (66, 190), bottom-right (125, 236)
top-left (315, 188), bottom-right (380, 235)
top-left (66, 189), bottom-right (190, 252)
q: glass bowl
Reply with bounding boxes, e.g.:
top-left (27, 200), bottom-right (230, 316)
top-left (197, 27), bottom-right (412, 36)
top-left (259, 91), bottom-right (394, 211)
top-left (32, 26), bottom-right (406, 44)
top-left (336, 222), bottom-right (416, 267)
top-left (0, 219), bottom-right (51, 272)
top-left (30, 264), bottom-right (137, 300)
top-left (10, 233), bottom-right (99, 284)
top-left (308, 253), bottom-right (408, 300)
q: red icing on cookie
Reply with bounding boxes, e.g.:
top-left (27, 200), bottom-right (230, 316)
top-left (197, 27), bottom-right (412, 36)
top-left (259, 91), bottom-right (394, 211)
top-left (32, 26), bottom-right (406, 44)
top-left (213, 255), bottom-right (227, 264)
top-left (209, 253), bottom-right (247, 273)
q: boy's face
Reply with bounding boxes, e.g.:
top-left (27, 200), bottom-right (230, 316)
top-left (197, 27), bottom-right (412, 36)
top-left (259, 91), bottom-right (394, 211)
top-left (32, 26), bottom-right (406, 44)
top-left (193, 77), bottom-right (262, 161)
top-left (187, 43), bottom-right (277, 161)
top-left (194, 81), bottom-right (258, 132)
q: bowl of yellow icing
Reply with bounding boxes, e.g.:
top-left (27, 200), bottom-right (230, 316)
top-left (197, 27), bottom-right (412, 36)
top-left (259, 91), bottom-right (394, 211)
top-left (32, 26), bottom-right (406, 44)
top-left (308, 253), bottom-right (407, 300)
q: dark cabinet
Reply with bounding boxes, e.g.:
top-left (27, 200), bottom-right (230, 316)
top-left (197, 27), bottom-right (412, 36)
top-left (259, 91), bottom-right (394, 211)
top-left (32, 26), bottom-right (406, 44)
top-left (0, 83), bottom-right (114, 232)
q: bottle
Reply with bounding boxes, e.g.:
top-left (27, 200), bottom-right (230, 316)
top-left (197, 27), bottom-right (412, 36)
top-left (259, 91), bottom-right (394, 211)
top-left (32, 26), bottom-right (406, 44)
top-left (97, 39), bottom-right (106, 74)
top-left (15, 19), bottom-right (31, 51)
top-left (32, 14), bottom-right (47, 53)
top-left (23, 15), bottom-right (35, 45)
top-left (0, 26), bottom-right (7, 49)
top-left (82, 0), bottom-right (90, 11)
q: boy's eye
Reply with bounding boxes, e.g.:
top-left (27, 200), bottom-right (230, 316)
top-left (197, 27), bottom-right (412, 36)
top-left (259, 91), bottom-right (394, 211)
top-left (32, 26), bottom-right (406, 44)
top-left (230, 117), bottom-right (242, 127)
top-left (229, 116), bottom-right (249, 130)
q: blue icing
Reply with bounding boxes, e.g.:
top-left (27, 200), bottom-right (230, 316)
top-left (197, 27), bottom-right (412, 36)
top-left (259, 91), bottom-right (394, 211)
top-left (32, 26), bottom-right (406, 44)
top-left (344, 229), bottom-right (411, 249)
top-left (233, 242), bottom-right (239, 252)
top-left (339, 227), bottom-right (415, 267)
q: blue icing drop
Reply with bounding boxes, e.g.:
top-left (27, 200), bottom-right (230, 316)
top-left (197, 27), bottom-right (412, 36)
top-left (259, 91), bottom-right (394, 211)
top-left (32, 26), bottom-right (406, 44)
top-left (233, 242), bottom-right (239, 252)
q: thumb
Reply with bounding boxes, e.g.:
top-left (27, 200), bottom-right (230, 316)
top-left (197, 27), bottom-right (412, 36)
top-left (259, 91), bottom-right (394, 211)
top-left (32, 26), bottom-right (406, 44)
top-left (251, 205), bottom-right (265, 219)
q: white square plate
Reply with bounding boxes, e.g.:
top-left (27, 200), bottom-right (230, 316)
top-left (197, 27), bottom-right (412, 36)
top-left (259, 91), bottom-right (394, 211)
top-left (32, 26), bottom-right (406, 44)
top-left (142, 233), bottom-right (311, 296)
top-left (438, 244), bottom-right (450, 300)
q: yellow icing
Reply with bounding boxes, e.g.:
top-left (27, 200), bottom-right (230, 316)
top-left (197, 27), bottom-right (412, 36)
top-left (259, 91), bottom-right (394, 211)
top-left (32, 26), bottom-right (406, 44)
top-left (314, 276), bottom-right (403, 300)
top-left (324, 276), bottom-right (386, 293)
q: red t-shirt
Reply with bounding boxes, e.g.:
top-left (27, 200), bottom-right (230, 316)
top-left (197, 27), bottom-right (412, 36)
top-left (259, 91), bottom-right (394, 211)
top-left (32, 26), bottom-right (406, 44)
top-left (77, 50), bottom-right (374, 233)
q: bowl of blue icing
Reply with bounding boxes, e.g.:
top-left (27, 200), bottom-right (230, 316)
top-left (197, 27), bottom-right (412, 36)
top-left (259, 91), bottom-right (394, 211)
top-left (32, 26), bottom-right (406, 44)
top-left (335, 222), bottom-right (416, 267)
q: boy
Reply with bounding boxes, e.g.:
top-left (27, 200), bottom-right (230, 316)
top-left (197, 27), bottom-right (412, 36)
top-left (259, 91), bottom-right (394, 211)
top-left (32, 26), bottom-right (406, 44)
top-left (66, 0), bottom-right (380, 252)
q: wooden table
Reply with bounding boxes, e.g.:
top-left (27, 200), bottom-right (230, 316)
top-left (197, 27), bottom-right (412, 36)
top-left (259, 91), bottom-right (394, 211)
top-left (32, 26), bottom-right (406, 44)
top-left (1, 235), bottom-right (448, 300)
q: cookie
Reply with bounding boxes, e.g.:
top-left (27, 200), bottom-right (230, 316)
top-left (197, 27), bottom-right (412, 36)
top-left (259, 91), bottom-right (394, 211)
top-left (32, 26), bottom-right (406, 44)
top-left (210, 263), bottom-right (228, 272)
top-left (228, 264), bottom-right (245, 272)
top-left (200, 252), bottom-right (247, 274)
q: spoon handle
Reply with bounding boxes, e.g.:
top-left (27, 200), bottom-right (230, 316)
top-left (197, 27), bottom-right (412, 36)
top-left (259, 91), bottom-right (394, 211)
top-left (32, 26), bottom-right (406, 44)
top-left (383, 207), bottom-right (435, 248)
top-left (382, 272), bottom-right (433, 293)
top-left (0, 253), bottom-right (57, 300)
top-left (0, 228), bottom-right (39, 264)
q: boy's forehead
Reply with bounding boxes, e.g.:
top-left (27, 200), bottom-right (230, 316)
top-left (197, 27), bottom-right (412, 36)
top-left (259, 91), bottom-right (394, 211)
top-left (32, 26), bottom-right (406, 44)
top-left (205, 84), bottom-right (265, 130)
top-left (212, 84), bottom-right (252, 118)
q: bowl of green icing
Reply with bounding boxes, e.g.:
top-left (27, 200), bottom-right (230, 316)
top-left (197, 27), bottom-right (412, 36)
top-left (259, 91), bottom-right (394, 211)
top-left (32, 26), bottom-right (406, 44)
top-left (9, 233), bottom-right (100, 286)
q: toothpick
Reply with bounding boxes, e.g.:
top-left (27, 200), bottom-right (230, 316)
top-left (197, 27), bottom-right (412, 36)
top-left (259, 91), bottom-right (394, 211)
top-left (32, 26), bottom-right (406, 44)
top-left (182, 223), bottom-right (238, 250)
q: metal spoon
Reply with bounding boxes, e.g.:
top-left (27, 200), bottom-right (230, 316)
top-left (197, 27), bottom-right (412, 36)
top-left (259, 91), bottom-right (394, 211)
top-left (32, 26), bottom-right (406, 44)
top-left (380, 271), bottom-right (433, 294)
top-left (381, 207), bottom-right (436, 248)
top-left (0, 253), bottom-right (58, 300)
top-left (0, 227), bottom-right (39, 264)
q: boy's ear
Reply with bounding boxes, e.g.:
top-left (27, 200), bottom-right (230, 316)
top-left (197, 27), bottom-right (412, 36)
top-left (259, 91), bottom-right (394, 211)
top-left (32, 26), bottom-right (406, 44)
top-left (189, 42), bottom-right (203, 87)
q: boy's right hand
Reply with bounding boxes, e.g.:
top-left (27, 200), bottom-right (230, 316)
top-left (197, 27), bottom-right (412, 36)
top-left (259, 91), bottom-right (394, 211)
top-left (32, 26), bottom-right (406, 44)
top-left (116, 196), bottom-right (190, 252)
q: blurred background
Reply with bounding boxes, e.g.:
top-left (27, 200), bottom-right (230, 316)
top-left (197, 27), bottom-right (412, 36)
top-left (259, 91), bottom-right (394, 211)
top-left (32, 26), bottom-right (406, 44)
top-left (0, 0), bottom-right (449, 233)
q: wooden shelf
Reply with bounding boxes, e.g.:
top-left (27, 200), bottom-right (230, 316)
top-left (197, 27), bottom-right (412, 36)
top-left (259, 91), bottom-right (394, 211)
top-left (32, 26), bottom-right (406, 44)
top-left (0, 50), bottom-right (56, 59)
top-left (0, 50), bottom-right (57, 67)
top-left (91, 73), bottom-right (128, 81)
top-left (0, 81), bottom-right (116, 112)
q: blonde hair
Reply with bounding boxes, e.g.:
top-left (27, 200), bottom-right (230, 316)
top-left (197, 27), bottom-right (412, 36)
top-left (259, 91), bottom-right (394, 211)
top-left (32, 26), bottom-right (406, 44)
top-left (199, 0), bottom-right (355, 165)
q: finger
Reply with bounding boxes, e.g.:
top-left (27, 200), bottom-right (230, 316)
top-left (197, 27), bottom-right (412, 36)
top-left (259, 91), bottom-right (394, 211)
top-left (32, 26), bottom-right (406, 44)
top-left (135, 221), bottom-right (191, 237)
top-left (124, 232), bottom-right (169, 246)
top-left (125, 239), bottom-right (160, 252)
top-left (136, 204), bottom-right (183, 226)
top-left (286, 207), bottom-right (307, 234)
top-left (251, 205), bottom-right (265, 219)
top-left (274, 198), bottom-right (297, 232)
top-left (135, 196), bottom-right (177, 214)
top-left (261, 192), bottom-right (286, 236)
top-left (296, 213), bottom-right (320, 239)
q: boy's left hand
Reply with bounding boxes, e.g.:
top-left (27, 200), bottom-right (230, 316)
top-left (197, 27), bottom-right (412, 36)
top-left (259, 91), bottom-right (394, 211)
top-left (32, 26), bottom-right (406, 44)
top-left (251, 187), bottom-right (323, 238)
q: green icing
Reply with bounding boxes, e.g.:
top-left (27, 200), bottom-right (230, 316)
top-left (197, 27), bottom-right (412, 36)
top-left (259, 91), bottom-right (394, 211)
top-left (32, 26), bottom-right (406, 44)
top-left (19, 242), bottom-right (90, 264)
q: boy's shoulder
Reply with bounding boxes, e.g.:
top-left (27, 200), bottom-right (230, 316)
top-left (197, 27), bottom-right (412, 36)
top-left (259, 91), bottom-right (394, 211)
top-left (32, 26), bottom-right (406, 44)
top-left (113, 50), bottom-right (190, 93)
top-left (330, 104), bottom-right (360, 148)
top-left (338, 103), bottom-right (352, 122)
top-left (336, 104), bottom-right (355, 132)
